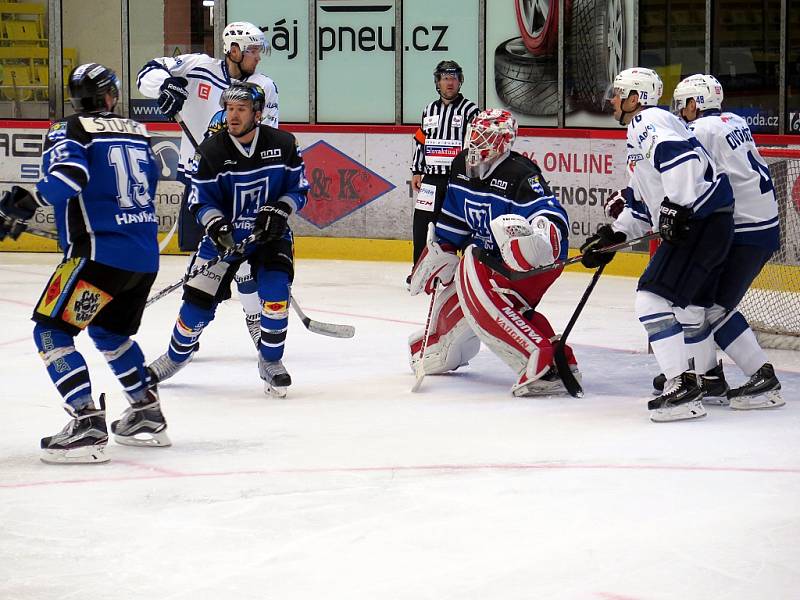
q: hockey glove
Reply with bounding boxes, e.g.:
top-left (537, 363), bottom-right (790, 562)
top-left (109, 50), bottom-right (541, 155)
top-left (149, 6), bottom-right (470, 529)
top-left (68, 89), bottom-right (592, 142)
top-left (0, 185), bottom-right (40, 241)
top-left (409, 223), bottom-right (460, 296)
top-left (158, 77), bottom-right (189, 119)
top-left (658, 199), bottom-right (693, 243)
top-left (205, 216), bottom-right (235, 253)
top-left (580, 225), bottom-right (627, 268)
top-left (603, 189), bottom-right (626, 219)
top-left (490, 214), bottom-right (560, 272)
top-left (254, 202), bottom-right (291, 242)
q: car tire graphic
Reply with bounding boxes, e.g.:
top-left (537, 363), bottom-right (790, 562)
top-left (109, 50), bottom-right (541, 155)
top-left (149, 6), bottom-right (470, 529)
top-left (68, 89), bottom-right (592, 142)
top-left (515, 0), bottom-right (564, 56)
top-left (495, 37), bottom-right (560, 115)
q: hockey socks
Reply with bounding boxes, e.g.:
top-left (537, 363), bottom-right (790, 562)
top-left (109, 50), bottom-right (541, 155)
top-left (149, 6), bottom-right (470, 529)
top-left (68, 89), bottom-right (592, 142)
top-left (712, 309), bottom-right (768, 377)
top-left (33, 324), bottom-right (93, 410)
top-left (88, 325), bottom-right (150, 402)
top-left (167, 302), bottom-right (215, 364)
top-left (258, 270), bottom-right (290, 362)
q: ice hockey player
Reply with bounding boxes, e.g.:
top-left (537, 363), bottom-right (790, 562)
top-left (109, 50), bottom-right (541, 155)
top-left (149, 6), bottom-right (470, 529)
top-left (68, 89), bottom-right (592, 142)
top-left (0, 63), bottom-right (169, 463)
top-left (656, 73), bottom-right (782, 409)
top-left (409, 60), bottom-right (479, 286)
top-left (147, 82), bottom-right (308, 398)
top-left (409, 108), bottom-right (577, 396)
top-left (137, 21), bottom-right (278, 351)
top-left (581, 67), bottom-right (735, 422)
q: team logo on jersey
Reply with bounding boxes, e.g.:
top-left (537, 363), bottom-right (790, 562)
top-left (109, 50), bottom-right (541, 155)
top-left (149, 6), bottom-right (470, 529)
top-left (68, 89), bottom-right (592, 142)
top-left (527, 176), bottom-right (544, 194)
top-left (490, 178), bottom-right (508, 191)
top-left (47, 122), bottom-right (67, 141)
top-left (62, 281), bottom-right (113, 329)
top-left (464, 199), bottom-right (492, 245)
top-left (198, 83), bottom-right (211, 100)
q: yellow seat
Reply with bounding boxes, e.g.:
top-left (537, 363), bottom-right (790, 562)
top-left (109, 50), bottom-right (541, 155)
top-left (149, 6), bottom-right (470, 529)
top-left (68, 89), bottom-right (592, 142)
top-left (63, 47), bottom-right (78, 67)
top-left (4, 20), bottom-right (42, 43)
top-left (2, 64), bottom-right (33, 100)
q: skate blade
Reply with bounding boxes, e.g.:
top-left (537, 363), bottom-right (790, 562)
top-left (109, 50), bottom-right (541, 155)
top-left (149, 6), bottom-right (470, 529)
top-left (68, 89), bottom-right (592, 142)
top-left (650, 400), bottom-right (707, 423)
top-left (41, 445), bottom-right (110, 465)
top-left (702, 395), bottom-right (731, 407)
top-left (264, 382), bottom-right (288, 398)
top-left (730, 389), bottom-right (785, 410)
top-left (113, 429), bottom-right (172, 447)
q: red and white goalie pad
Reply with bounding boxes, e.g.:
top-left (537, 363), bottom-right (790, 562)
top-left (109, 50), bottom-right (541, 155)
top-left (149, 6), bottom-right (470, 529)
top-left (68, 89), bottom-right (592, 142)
top-left (408, 281), bottom-right (480, 374)
top-left (490, 215), bottom-right (560, 272)
top-left (409, 223), bottom-right (460, 296)
top-left (455, 246), bottom-right (558, 386)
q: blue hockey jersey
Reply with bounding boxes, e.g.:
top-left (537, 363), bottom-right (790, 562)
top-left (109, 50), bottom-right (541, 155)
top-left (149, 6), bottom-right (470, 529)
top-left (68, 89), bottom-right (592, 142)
top-left (436, 151), bottom-right (570, 261)
top-left (188, 124), bottom-right (308, 260)
top-left (36, 113), bottom-right (160, 273)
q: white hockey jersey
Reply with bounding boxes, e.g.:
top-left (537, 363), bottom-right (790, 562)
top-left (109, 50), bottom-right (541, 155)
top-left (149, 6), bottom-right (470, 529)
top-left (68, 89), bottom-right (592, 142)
top-left (136, 53), bottom-right (279, 181)
top-left (689, 111), bottom-right (779, 249)
top-left (612, 107), bottom-right (733, 240)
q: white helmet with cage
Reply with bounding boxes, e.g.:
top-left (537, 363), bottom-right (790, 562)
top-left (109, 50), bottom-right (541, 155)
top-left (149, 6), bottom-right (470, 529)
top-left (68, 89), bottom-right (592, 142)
top-left (464, 109), bottom-right (518, 180)
top-left (698, 74), bottom-right (724, 110)
top-left (671, 74), bottom-right (706, 115)
top-left (223, 21), bottom-right (269, 56)
top-left (610, 67), bottom-right (663, 107)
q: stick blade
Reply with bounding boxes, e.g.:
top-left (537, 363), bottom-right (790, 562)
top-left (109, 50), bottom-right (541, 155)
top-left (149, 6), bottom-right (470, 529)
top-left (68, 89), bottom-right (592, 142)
top-left (554, 344), bottom-right (583, 398)
top-left (306, 320), bottom-right (355, 338)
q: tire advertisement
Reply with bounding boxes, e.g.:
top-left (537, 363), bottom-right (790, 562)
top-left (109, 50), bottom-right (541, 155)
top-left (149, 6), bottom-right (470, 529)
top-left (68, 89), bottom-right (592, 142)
top-left (487, 0), bottom-right (635, 128)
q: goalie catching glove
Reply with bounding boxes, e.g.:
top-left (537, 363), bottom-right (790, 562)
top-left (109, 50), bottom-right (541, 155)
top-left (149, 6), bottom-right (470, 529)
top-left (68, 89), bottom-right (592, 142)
top-left (409, 223), bottom-right (460, 296)
top-left (0, 185), bottom-right (43, 241)
top-left (490, 214), bottom-right (560, 272)
top-left (580, 225), bottom-right (627, 268)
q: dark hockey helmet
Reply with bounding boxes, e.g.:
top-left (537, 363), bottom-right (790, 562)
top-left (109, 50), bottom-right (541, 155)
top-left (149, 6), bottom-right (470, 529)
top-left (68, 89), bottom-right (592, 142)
top-left (220, 81), bottom-right (266, 113)
top-left (433, 60), bottom-right (464, 83)
top-left (68, 63), bottom-right (120, 112)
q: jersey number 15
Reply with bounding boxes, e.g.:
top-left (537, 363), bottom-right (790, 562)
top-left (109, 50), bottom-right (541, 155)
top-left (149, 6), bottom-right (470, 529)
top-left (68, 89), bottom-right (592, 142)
top-left (107, 145), bottom-right (153, 209)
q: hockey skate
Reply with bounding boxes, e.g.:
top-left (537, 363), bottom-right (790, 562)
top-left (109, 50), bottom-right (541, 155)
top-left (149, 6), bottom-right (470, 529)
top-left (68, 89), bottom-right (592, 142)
top-left (41, 394), bottom-right (109, 464)
top-left (512, 365), bottom-right (582, 397)
top-left (727, 363), bottom-right (784, 410)
top-left (648, 371), bottom-right (706, 422)
top-left (246, 313), bottom-right (261, 349)
top-left (111, 388), bottom-right (171, 447)
top-left (147, 351), bottom-right (193, 384)
top-left (259, 356), bottom-right (292, 398)
top-left (652, 361), bottom-right (729, 405)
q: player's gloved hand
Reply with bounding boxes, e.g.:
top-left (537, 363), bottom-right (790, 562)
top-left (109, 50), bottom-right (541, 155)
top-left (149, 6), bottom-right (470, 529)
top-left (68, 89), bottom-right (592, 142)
top-left (0, 185), bottom-right (39, 241)
top-left (157, 76), bottom-right (189, 119)
top-left (205, 216), bottom-right (235, 253)
top-left (603, 189), bottom-right (626, 219)
top-left (409, 223), bottom-right (460, 296)
top-left (580, 225), bottom-right (627, 268)
top-left (254, 201), bottom-right (291, 242)
top-left (658, 199), bottom-right (693, 243)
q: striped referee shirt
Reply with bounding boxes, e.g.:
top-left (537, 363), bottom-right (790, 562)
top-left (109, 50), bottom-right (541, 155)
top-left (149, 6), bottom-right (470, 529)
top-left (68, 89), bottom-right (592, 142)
top-left (411, 94), bottom-right (479, 176)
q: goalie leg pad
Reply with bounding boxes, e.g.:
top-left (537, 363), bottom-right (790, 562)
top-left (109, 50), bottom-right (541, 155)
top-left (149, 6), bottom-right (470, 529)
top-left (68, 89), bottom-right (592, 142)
top-left (408, 282), bottom-right (480, 374)
top-left (455, 247), bottom-right (553, 383)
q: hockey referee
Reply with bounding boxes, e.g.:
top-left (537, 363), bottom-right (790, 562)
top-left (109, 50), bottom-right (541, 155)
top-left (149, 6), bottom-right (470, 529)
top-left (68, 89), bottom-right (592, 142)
top-left (409, 60), bottom-right (479, 285)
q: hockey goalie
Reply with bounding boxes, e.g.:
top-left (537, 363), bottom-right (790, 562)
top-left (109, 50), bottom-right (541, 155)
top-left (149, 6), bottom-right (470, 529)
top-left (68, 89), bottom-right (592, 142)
top-left (408, 109), bottom-right (578, 396)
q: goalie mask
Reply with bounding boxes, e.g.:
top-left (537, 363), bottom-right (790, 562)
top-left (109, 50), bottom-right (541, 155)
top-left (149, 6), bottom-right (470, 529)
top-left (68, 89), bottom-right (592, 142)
top-left (68, 63), bottom-right (120, 112)
top-left (464, 109), bottom-right (517, 180)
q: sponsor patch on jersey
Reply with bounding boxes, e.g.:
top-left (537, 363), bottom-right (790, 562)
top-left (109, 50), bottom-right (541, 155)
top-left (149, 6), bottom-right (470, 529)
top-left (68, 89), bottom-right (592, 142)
top-left (490, 178), bottom-right (508, 191)
top-left (423, 115), bottom-right (439, 130)
top-left (424, 138), bottom-right (461, 167)
top-left (198, 83), bottom-right (211, 100)
top-left (415, 183), bottom-right (436, 212)
top-left (61, 280), bottom-right (113, 329)
top-left (262, 299), bottom-right (288, 319)
top-left (47, 121), bottom-right (67, 141)
top-left (36, 259), bottom-right (82, 317)
top-left (527, 176), bottom-right (544, 194)
top-left (452, 115), bottom-right (463, 127)
top-left (260, 148), bottom-right (282, 160)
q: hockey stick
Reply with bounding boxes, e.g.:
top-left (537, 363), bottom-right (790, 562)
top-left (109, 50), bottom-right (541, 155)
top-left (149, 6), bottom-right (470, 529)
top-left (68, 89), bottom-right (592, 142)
top-left (145, 232), bottom-right (260, 307)
top-left (290, 296), bottom-right (355, 338)
top-left (475, 231), bottom-right (659, 281)
top-left (21, 225), bottom-right (58, 240)
top-left (411, 279), bottom-right (440, 393)
top-left (553, 263), bottom-right (607, 398)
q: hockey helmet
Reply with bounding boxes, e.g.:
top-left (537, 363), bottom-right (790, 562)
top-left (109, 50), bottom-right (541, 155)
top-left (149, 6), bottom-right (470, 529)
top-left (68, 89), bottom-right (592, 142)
top-left (671, 74), bottom-right (706, 115)
top-left (434, 60), bottom-right (464, 83)
top-left (608, 67), bottom-right (663, 107)
top-left (220, 81), bottom-right (266, 113)
top-left (464, 109), bottom-right (517, 179)
top-left (698, 74), bottom-right (724, 110)
top-left (68, 63), bottom-right (120, 112)
top-left (223, 21), bottom-right (270, 56)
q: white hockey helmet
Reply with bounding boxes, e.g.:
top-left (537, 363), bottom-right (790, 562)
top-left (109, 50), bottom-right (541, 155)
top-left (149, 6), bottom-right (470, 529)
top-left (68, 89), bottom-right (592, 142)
top-left (223, 21), bottom-right (269, 55)
top-left (671, 74), bottom-right (706, 115)
top-left (609, 67), bottom-right (663, 106)
top-left (698, 74), bottom-right (724, 110)
top-left (464, 109), bottom-right (517, 179)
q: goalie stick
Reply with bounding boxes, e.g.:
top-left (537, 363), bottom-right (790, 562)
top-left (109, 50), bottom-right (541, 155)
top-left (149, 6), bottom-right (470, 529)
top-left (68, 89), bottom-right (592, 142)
top-left (475, 231), bottom-right (660, 281)
top-left (553, 263), bottom-right (607, 398)
top-left (411, 278), bottom-right (440, 393)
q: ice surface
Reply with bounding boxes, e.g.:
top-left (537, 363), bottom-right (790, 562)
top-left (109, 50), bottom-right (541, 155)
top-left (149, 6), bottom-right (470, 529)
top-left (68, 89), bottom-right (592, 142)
top-left (1, 254), bottom-right (799, 600)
